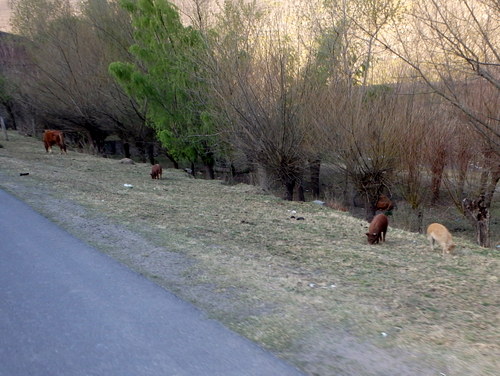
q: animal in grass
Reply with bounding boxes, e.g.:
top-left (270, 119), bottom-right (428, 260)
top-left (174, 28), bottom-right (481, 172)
top-left (366, 214), bottom-right (389, 244)
top-left (426, 223), bottom-right (455, 255)
top-left (43, 130), bottom-right (67, 154)
top-left (375, 194), bottom-right (394, 212)
top-left (150, 164), bottom-right (162, 179)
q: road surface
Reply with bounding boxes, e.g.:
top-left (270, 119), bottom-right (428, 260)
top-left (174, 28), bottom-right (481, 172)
top-left (0, 189), bottom-right (304, 376)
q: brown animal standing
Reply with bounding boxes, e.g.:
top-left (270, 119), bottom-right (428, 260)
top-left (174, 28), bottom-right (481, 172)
top-left (375, 194), bottom-right (394, 211)
top-left (43, 130), bottom-right (67, 154)
top-left (366, 214), bottom-right (388, 244)
top-left (426, 223), bottom-right (455, 255)
top-left (150, 164), bottom-right (162, 179)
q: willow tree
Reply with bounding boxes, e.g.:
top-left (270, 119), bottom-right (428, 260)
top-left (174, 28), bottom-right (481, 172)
top-left (109, 0), bottom-right (216, 176)
top-left (373, 0), bottom-right (500, 246)
top-left (206, 1), bottom-right (319, 200)
top-left (8, 0), bottom-right (152, 156)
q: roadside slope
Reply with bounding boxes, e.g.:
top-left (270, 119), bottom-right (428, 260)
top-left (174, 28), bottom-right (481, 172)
top-left (0, 132), bottom-right (498, 375)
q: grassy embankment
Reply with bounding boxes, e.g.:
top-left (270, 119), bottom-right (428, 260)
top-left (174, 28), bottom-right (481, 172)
top-left (0, 132), bottom-right (498, 375)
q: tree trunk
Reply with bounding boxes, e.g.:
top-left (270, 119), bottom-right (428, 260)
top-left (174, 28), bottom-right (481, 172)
top-left (257, 165), bottom-right (272, 191)
top-left (135, 141), bottom-right (146, 163)
top-left (1, 116), bottom-right (8, 141)
top-left (363, 188), bottom-right (382, 222)
top-left (431, 165), bottom-right (444, 204)
top-left (284, 180), bottom-right (295, 201)
top-left (478, 169), bottom-right (489, 196)
top-left (415, 208), bottom-right (423, 234)
top-left (123, 142), bottom-right (131, 158)
top-left (457, 165), bottom-right (467, 200)
top-left (147, 143), bottom-right (155, 165)
top-left (231, 164), bottom-right (236, 179)
top-left (484, 164), bottom-right (500, 208)
top-left (201, 146), bottom-right (215, 179)
top-left (297, 181), bottom-right (305, 202)
top-left (431, 149), bottom-right (447, 205)
top-left (365, 203), bottom-right (376, 222)
top-left (5, 101), bottom-right (17, 130)
top-left (164, 151), bottom-right (178, 169)
top-left (189, 161), bottom-right (195, 177)
top-left (462, 195), bottom-right (490, 247)
top-left (204, 162), bottom-right (215, 180)
top-left (309, 158), bottom-right (321, 199)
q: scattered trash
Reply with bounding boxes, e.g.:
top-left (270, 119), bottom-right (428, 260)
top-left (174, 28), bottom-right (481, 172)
top-left (296, 216), bottom-right (305, 220)
top-left (288, 210), bottom-right (297, 214)
top-left (304, 282), bottom-right (337, 290)
top-left (312, 200), bottom-right (325, 205)
top-left (19, 172), bottom-right (29, 176)
top-left (381, 332), bottom-right (388, 337)
top-left (123, 184), bottom-right (133, 188)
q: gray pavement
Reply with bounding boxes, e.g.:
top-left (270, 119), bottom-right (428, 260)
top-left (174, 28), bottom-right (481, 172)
top-left (0, 189), bottom-right (304, 376)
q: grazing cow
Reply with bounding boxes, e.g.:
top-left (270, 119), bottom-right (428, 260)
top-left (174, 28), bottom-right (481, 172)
top-left (375, 194), bottom-right (394, 212)
top-left (366, 214), bottom-right (388, 244)
top-left (426, 223), bottom-right (455, 255)
top-left (43, 130), bottom-right (67, 154)
top-left (150, 164), bottom-right (162, 179)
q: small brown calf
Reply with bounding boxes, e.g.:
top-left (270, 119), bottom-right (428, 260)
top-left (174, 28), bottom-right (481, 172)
top-left (366, 214), bottom-right (388, 244)
top-left (375, 194), bottom-right (394, 211)
top-left (150, 164), bottom-right (162, 179)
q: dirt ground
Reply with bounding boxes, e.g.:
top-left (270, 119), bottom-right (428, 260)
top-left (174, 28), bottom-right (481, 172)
top-left (0, 132), bottom-right (498, 376)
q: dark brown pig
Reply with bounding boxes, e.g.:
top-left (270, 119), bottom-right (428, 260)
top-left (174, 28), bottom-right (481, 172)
top-left (150, 164), bottom-right (162, 179)
top-left (366, 214), bottom-right (388, 244)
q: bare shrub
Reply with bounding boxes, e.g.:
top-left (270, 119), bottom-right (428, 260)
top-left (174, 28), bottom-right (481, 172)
top-left (208, 5), bottom-right (316, 200)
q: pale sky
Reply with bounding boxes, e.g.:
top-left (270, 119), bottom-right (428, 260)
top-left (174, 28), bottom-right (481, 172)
top-left (0, 0), bottom-right (11, 32)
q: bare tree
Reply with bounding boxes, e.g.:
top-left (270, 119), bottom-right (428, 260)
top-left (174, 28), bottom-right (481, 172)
top-left (375, 0), bottom-right (500, 153)
top-left (442, 121), bottom-right (498, 247)
top-left (207, 2), bottom-right (316, 200)
top-left (391, 84), bottom-right (431, 232)
top-left (313, 81), bottom-right (401, 220)
top-left (9, 0), bottom-right (155, 159)
top-left (302, 0), bottom-right (401, 218)
top-left (356, 0), bottom-right (500, 246)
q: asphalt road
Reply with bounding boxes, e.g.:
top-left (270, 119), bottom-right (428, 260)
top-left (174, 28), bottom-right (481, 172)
top-left (0, 189), bottom-right (304, 376)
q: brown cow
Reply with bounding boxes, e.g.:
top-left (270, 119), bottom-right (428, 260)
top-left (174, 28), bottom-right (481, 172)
top-left (150, 164), bottom-right (162, 179)
top-left (366, 214), bottom-right (388, 244)
top-left (43, 130), bottom-right (67, 154)
top-left (375, 194), bottom-right (394, 211)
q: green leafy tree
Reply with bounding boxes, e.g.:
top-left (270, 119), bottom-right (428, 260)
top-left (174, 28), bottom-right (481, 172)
top-left (109, 0), bottom-right (216, 176)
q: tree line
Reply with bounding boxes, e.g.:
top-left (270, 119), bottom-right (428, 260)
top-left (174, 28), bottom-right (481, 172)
top-left (0, 0), bottom-right (498, 246)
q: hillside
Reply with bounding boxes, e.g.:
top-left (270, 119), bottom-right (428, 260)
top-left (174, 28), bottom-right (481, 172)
top-left (0, 132), bottom-right (498, 376)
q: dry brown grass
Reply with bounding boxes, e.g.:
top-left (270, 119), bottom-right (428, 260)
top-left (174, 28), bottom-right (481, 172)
top-left (1, 132), bottom-right (498, 375)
